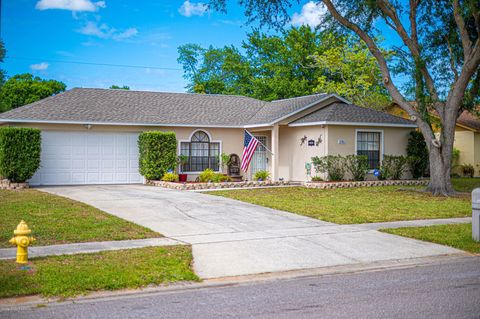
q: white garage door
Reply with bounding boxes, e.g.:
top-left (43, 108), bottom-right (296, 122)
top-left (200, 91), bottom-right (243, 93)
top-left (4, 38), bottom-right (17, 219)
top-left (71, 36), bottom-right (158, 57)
top-left (30, 131), bottom-right (143, 185)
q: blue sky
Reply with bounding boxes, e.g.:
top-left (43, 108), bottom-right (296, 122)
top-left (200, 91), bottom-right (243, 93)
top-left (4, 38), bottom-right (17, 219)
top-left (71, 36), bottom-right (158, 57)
top-left (1, 0), bottom-right (403, 92)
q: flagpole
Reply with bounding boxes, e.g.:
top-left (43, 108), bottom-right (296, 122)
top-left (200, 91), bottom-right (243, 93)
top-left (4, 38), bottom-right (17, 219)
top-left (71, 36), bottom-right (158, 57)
top-left (245, 129), bottom-right (274, 155)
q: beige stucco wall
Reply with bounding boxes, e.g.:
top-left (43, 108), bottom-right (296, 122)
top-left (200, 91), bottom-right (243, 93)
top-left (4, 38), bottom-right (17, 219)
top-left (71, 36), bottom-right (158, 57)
top-left (454, 130), bottom-right (475, 166)
top-left (278, 125), bottom-right (326, 181)
top-left (327, 125), bottom-right (412, 156)
top-left (453, 130), bottom-right (480, 176)
top-left (2, 122), bottom-right (245, 181)
top-left (276, 124), bottom-right (413, 181)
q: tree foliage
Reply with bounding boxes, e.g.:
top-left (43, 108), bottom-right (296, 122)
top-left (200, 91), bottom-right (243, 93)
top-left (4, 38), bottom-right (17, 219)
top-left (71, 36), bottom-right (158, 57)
top-left (0, 40), bottom-right (6, 86)
top-left (178, 26), bottom-right (390, 107)
top-left (0, 74), bottom-right (66, 113)
top-left (109, 85), bottom-right (130, 90)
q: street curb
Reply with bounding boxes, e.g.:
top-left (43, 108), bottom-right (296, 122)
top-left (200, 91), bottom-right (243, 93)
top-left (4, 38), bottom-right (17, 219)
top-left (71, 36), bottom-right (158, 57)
top-left (0, 253), bottom-right (473, 311)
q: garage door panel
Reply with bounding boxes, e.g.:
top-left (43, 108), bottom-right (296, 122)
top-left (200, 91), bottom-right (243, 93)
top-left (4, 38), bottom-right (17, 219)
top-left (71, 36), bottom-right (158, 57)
top-left (30, 131), bottom-right (142, 185)
top-left (42, 172), bottom-right (72, 184)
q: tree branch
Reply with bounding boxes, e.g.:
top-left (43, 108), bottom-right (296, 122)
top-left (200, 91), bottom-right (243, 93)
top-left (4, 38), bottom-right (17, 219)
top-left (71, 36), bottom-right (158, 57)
top-left (321, 0), bottom-right (435, 142)
top-left (409, 0), bottom-right (419, 45)
top-left (445, 36), bottom-right (459, 81)
top-left (448, 41), bottom-right (480, 109)
top-left (453, 0), bottom-right (472, 60)
top-left (376, 0), bottom-right (440, 104)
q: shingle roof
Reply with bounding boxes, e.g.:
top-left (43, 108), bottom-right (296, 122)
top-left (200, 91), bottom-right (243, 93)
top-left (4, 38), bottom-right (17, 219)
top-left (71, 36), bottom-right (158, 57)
top-left (0, 88), bottom-right (415, 128)
top-left (455, 110), bottom-right (480, 131)
top-left (0, 88), bottom-right (266, 127)
top-left (248, 94), bottom-right (330, 124)
top-left (290, 102), bottom-right (415, 126)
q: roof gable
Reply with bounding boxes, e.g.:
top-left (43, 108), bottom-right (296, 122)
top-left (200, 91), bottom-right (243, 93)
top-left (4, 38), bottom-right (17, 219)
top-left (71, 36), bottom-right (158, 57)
top-left (289, 103), bottom-right (416, 127)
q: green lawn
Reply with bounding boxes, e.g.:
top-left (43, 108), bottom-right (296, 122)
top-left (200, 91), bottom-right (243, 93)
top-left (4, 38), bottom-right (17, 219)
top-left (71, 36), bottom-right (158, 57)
top-left (0, 246), bottom-right (199, 298)
top-left (208, 186), bottom-right (471, 224)
top-left (452, 178), bottom-right (480, 193)
top-left (382, 224), bottom-right (479, 254)
top-left (0, 189), bottom-right (159, 248)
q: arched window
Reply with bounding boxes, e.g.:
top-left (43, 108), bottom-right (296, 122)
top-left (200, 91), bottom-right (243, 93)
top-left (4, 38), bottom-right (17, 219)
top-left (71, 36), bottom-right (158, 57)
top-left (180, 130), bottom-right (220, 172)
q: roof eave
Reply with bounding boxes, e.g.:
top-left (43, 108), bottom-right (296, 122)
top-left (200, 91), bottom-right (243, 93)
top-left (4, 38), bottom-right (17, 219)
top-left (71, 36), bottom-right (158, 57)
top-left (288, 121), bottom-right (417, 128)
top-left (0, 119), bottom-right (246, 129)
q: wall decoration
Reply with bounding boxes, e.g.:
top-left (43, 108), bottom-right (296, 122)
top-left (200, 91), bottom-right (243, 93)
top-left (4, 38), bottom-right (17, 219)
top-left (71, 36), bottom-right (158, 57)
top-left (300, 135), bottom-right (307, 146)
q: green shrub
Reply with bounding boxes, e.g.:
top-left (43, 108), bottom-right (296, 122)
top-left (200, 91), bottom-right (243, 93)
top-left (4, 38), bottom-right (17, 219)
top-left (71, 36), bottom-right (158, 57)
top-left (460, 164), bottom-right (475, 178)
top-left (161, 172), bottom-right (179, 182)
top-left (199, 168), bottom-right (216, 182)
top-left (311, 155), bottom-right (346, 181)
top-left (198, 168), bottom-right (231, 182)
top-left (311, 176), bottom-right (323, 182)
top-left (406, 131), bottom-right (428, 179)
top-left (345, 155), bottom-right (369, 181)
top-left (378, 155), bottom-right (408, 180)
top-left (253, 170), bottom-right (270, 181)
top-left (0, 127), bottom-right (41, 182)
top-left (138, 131), bottom-right (177, 180)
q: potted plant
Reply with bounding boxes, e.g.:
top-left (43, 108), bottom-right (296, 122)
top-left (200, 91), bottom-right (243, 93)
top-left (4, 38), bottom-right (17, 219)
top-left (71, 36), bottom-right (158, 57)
top-left (177, 155), bottom-right (189, 182)
top-left (219, 152), bottom-right (231, 175)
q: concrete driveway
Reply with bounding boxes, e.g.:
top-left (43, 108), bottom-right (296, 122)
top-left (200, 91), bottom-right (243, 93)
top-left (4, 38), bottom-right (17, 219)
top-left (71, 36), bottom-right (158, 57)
top-left (40, 185), bottom-right (462, 279)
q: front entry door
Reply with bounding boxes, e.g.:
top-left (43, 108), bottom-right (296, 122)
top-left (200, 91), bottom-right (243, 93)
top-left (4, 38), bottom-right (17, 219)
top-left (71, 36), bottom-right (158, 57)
top-left (250, 135), bottom-right (267, 179)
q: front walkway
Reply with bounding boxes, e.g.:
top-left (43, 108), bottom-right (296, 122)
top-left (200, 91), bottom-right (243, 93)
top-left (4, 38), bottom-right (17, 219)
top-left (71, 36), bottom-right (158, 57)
top-left (39, 185), bottom-right (464, 279)
top-left (0, 238), bottom-right (182, 260)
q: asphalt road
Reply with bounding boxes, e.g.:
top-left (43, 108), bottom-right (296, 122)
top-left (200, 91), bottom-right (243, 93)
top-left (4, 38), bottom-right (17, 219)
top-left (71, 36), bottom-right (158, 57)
top-left (2, 257), bottom-right (479, 319)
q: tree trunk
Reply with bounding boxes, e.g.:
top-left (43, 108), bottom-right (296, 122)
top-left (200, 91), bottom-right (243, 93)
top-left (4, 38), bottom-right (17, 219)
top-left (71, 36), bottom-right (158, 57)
top-left (424, 105), bottom-right (456, 196)
top-left (426, 145), bottom-right (455, 196)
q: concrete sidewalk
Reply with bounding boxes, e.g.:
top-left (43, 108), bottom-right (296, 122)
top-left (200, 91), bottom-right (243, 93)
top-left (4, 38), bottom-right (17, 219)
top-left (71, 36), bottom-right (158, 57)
top-left (353, 217), bottom-right (471, 230)
top-left (0, 238), bottom-right (183, 260)
top-left (39, 185), bottom-right (465, 279)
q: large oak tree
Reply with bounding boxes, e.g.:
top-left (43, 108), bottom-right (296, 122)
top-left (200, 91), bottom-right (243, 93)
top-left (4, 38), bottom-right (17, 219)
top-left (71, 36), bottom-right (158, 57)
top-left (210, 0), bottom-right (480, 195)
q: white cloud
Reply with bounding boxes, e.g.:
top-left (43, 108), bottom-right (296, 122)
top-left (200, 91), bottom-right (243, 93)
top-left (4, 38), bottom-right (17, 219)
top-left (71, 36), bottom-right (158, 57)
top-left (35, 0), bottom-right (106, 12)
top-left (178, 1), bottom-right (208, 17)
top-left (77, 21), bottom-right (138, 41)
top-left (113, 28), bottom-right (138, 40)
top-left (291, 1), bottom-right (327, 27)
top-left (30, 62), bottom-right (49, 71)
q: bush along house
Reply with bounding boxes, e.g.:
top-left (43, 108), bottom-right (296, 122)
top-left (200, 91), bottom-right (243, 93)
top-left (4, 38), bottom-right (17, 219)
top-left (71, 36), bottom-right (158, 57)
top-left (0, 88), bottom-right (416, 185)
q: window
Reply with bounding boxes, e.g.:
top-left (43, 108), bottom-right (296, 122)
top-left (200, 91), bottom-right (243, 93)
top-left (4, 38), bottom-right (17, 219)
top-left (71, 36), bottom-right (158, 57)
top-left (180, 131), bottom-right (220, 172)
top-left (356, 131), bottom-right (381, 169)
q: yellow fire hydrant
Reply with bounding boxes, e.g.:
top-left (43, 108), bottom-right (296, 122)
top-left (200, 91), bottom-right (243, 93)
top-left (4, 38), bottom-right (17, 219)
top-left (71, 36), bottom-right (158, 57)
top-left (9, 220), bottom-right (35, 264)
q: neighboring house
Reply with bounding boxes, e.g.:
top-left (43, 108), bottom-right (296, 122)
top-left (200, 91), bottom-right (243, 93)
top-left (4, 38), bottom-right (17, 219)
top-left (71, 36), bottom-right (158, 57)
top-left (0, 88), bottom-right (415, 185)
top-left (388, 103), bottom-right (480, 176)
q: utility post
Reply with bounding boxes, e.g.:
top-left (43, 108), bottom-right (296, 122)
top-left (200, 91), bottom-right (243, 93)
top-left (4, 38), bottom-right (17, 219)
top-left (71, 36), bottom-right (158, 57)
top-left (472, 188), bottom-right (480, 242)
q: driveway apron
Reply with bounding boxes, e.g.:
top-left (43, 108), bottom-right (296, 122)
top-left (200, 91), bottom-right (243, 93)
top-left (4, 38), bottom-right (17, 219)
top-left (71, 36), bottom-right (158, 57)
top-left (39, 185), bottom-right (462, 279)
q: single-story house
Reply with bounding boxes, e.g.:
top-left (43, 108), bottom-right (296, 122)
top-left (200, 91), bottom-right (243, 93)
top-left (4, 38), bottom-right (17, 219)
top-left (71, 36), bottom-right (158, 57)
top-left (0, 88), bottom-right (416, 185)
top-left (388, 103), bottom-right (480, 176)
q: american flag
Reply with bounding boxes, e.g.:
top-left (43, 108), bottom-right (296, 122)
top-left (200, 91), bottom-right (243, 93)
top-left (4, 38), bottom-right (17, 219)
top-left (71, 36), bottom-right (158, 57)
top-left (241, 130), bottom-right (259, 171)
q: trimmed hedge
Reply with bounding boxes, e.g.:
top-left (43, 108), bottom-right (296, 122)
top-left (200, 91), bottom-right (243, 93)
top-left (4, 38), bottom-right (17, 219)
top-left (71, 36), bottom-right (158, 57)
top-left (138, 131), bottom-right (177, 180)
top-left (0, 127), bottom-right (41, 182)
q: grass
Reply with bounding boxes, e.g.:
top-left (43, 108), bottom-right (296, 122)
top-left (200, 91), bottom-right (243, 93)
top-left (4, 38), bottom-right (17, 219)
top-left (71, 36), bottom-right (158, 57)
top-left (0, 246), bottom-right (199, 298)
top-left (0, 189), bottom-right (159, 248)
top-left (452, 177), bottom-right (480, 193)
top-left (381, 223), bottom-right (479, 254)
top-left (208, 186), bottom-right (471, 224)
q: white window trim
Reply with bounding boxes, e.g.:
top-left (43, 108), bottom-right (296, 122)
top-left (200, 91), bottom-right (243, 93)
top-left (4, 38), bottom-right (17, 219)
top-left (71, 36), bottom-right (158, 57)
top-left (178, 129), bottom-right (223, 174)
top-left (355, 129), bottom-right (384, 173)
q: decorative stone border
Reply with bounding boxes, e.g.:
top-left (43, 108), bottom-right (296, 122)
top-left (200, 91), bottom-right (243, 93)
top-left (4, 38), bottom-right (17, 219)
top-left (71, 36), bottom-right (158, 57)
top-left (147, 180), bottom-right (292, 191)
top-left (0, 179), bottom-right (29, 190)
top-left (304, 179), bottom-right (429, 189)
